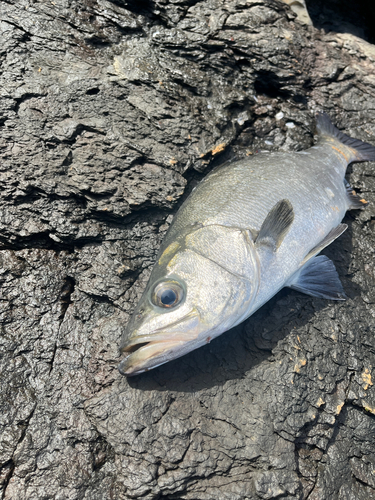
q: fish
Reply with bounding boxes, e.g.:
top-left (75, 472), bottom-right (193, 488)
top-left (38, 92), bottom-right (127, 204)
top-left (118, 113), bottom-right (375, 376)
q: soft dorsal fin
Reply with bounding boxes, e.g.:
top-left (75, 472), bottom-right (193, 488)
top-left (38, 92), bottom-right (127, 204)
top-left (344, 179), bottom-right (368, 209)
top-left (287, 255), bottom-right (346, 300)
top-left (256, 199), bottom-right (294, 251)
top-left (301, 224), bottom-right (347, 265)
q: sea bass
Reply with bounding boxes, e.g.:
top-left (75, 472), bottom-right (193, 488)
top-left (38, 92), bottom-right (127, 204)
top-left (119, 113), bottom-right (375, 376)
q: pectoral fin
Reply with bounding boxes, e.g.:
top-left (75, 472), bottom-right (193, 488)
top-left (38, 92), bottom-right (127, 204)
top-left (287, 255), bottom-right (346, 300)
top-left (301, 224), bottom-right (347, 265)
top-left (256, 199), bottom-right (294, 251)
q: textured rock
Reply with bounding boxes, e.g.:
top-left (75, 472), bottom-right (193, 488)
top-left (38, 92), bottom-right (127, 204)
top-left (1, 0), bottom-right (375, 499)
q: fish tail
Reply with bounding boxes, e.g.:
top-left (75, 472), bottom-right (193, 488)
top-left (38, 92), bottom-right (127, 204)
top-left (316, 112), bottom-right (375, 162)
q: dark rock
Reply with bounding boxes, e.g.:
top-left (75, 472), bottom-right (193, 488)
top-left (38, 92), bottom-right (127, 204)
top-left (1, 0), bottom-right (375, 499)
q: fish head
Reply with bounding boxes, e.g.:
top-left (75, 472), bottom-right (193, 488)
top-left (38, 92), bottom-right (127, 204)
top-left (119, 224), bottom-right (259, 376)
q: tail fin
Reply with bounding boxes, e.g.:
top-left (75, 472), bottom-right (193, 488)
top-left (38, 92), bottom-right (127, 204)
top-left (316, 112), bottom-right (375, 162)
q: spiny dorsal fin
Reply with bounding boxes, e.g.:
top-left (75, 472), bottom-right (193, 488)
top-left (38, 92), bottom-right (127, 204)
top-left (301, 223), bottom-right (347, 265)
top-left (344, 179), bottom-right (368, 210)
top-left (287, 255), bottom-right (346, 300)
top-left (256, 199), bottom-right (294, 251)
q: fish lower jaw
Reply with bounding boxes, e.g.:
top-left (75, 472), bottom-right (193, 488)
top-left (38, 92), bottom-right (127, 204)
top-left (118, 328), bottom-right (217, 376)
top-left (118, 355), bottom-right (167, 376)
top-left (118, 338), bottom-right (189, 376)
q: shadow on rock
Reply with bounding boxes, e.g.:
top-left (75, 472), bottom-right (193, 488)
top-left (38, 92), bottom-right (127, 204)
top-left (306, 0), bottom-right (375, 44)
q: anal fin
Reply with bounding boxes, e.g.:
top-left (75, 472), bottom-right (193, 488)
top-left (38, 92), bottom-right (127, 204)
top-left (302, 224), bottom-right (347, 265)
top-left (344, 179), bottom-right (368, 209)
top-left (287, 255), bottom-right (346, 300)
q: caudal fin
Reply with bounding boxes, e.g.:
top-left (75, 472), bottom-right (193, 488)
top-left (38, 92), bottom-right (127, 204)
top-left (316, 112), bottom-right (375, 162)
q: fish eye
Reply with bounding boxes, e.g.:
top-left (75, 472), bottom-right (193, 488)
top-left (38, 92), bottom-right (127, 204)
top-left (152, 281), bottom-right (184, 309)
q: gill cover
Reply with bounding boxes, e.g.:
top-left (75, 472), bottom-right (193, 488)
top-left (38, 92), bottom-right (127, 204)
top-left (119, 223), bottom-right (261, 375)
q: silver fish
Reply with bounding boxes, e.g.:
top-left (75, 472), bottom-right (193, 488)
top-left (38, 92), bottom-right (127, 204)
top-left (119, 113), bottom-right (374, 376)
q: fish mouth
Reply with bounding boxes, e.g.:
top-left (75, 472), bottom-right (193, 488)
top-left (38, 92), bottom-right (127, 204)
top-left (118, 309), bottom-right (201, 376)
top-left (118, 337), bottom-right (190, 376)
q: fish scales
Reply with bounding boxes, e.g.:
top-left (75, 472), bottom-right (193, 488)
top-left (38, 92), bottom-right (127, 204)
top-left (118, 113), bottom-right (375, 376)
top-left (168, 147), bottom-right (347, 241)
top-left (154, 146), bottom-right (347, 317)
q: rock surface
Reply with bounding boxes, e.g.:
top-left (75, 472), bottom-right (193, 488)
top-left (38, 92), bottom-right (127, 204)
top-left (1, 1), bottom-right (375, 499)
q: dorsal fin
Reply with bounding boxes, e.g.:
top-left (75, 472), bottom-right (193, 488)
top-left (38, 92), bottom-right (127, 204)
top-left (344, 179), bottom-right (368, 209)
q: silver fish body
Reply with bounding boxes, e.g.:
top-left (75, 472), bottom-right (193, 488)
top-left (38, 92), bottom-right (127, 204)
top-left (119, 113), bottom-right (374, 376)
